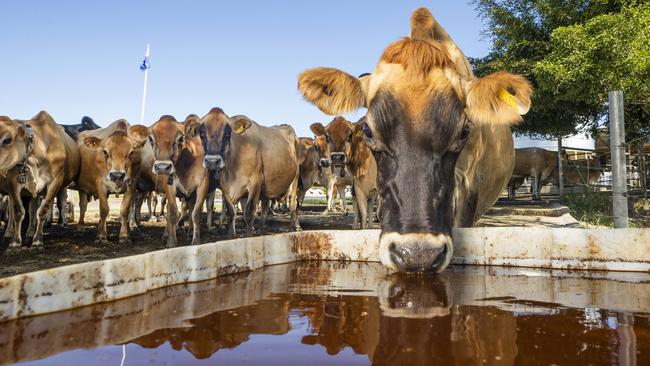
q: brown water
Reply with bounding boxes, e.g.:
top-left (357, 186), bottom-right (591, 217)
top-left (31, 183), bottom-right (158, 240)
top-left (1, 262), bottom-right (649, 365)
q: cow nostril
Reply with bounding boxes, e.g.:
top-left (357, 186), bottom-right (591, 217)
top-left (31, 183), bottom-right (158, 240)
top-left (109, 172), bottom-right (126, 181)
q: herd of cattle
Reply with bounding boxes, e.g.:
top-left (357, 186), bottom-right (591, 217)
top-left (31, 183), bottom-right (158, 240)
top-left (2, 7), bottom-right (601, 273)
top-left (0, 109), bottom-right (380, 251)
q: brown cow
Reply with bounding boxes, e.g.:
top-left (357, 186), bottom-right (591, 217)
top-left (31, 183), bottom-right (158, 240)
top-left (508, 147), bottom-right (560, 200)
top-left (311, 117), bottom-right (378, 228)
top-left (546, 156), bottom-right (602, 186)
top-left (76, 121), bottom-right (148, 243)
top-left (198, 107), bottom-right (301, 237)
top-left (298, 8), bottom-right (531, 272)
top-left (147, 114), bottom-right (212, 247)
top-left (0, 111), bottom-right (79, 250)
top-left (295, 137), bottom-right (321, 207)
top-left (313, 134), bottom-right (353, 214)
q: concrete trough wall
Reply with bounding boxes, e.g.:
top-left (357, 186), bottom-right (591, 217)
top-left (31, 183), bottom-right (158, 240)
top-left (1, 227), bottom-right (649, 321)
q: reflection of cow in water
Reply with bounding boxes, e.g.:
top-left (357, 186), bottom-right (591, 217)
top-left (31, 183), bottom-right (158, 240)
top-left (508, 148), bottom-right (603, 200)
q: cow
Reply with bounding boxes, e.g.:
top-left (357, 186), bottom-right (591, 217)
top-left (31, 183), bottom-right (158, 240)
top-left (310, 117), bottom-right (378, 228)
top-left (76, 120), bottom-right (148, 243)
top-left (546, 156), bottom-right (602, 187)
top-left (295, 137), bottom-right (322, 208)
top-left (0, 111), bottom-right (80, 250)
top-left (297, 8), bottom-right (532, 272)
top-left (508, 147), bottom-right (560, 200)
top-left (147, 114), bottom-right (212, 247)
top-left (60, 116), bottom-right (101, 141)
top-left (313, 134), bottom-right (353, 214)
top-left (198, 107), bottom-right (301, 237)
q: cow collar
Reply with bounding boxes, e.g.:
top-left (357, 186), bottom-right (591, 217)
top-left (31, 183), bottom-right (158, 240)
top-left (15, 120), bottom-right (34, 184)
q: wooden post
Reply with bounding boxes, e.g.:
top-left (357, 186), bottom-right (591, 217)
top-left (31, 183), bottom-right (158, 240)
top-left (608, 91), bottom-right (628, 228)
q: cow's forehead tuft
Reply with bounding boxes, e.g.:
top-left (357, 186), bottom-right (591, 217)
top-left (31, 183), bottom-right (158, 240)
top-left (326, 117), bottom-right (351, 142)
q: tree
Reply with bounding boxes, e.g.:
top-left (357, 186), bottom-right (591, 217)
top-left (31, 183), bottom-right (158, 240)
top-left (471, 0), bottom-right (649, 139)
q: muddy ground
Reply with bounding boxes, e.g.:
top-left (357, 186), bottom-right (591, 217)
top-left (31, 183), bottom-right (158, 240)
top-left (0, 204), bottom-right (359, 277)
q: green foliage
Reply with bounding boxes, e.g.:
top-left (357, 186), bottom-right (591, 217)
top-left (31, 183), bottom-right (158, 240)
top-left (561, 191), bottom-right (613, 227)
top-left (471, 0), bottom-right (650, 139)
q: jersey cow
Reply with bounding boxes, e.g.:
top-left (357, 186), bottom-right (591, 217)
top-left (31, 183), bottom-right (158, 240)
top-left (76, 120), bottom-right (148, 243)
top-left (0, 111), bottom-right (79, 250)
top-left (148, 115), bottom-right (212, 247)
top-left (509, 148), bottom-right (560, 200)
top-left (313, 134), bottom-right (353, 214)
top-left (198, 107), bottom-right (301, 237)
top-left (311, 116), bottom-right (378, 228)
top-left (298, 8), bottom-right (532, 272)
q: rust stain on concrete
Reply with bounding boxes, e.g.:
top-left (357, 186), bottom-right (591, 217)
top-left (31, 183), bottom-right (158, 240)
top-left (290, 232), bottom-right (333, 260)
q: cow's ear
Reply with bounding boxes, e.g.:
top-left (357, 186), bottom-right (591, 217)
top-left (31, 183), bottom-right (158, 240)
top-left (298, 67), bottom-right (366, 115)
top-left (301, 138), bottom-right (315, 150)
top-left (310, 123), bottom-right (326, 137)
top-left (185, 118), bottom-right (201, 138)
top-left (230, 117), bottom-right (252, 135)
top-left (465, 71), bottom-right (532, 125)
top-left (83, 136), bottom-right (103, 149)
top-left (128, 125), bottom-right (149, 148)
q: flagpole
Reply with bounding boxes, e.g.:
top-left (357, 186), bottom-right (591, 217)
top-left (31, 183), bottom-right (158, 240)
top-left (140, 44), bottom-right (150, 124)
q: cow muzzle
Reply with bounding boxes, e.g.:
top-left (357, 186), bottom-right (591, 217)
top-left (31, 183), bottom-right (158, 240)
top-left (319, 158), bottom-right (330, 168)
top-left (204, 154), bottom-right (225, 171)
top-left (108, 170), bottom-right (127, 183)
top-left (153, 160), bottom-right (175, 175)
top-left (330, 152), bottom-right (346, 165)
top-left (379, 232), bottom-right (453, 273)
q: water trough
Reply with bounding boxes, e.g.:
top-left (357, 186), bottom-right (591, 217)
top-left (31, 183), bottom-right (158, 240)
top-left (1, 227), bottom-right (649, 321)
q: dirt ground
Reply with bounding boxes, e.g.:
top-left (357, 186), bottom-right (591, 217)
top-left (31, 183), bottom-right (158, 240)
top-left (0, 196), bottom-right (617, 278)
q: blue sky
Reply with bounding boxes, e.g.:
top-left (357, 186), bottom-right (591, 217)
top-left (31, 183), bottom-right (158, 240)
top-left (0, 1), bottom-right (490, 137)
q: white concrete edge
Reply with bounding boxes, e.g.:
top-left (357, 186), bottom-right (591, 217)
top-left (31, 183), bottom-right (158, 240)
top-left (0, 227), bottom-right (649, 321)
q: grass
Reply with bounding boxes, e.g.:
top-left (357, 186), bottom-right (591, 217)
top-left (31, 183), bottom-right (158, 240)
top-left (561, 191), bottom-right (650, 228)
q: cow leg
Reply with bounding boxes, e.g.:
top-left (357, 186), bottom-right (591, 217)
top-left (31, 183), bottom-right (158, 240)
top-left (289, 173), bottom-right (301, 232)
top-left (32, 176), bottom-right (63, 248)
top-left (354, 185), bottom-right (369, 229)
top-left (260, 198), bottom-right (270, 234)
top-left (508, 182), bottom-right (515, 200)
top-left (94, 187), bottom-right (110, 244)
top-left (78, 192), bottom-right (88, 225)
top-left (206, 189), bottom-right (215, 230)
top-left (151, 194), bottom-right (159, 221)
top-left (25, 197), bottom-right (39, 246)
top-left (177, 198), bottom-right (191, 231)
top-left (44, 200), bottom-right (54, 229)
top-left (337, 185), bottom-right (347, 213)
top-left (224, 196), bottom-right (237, 238)
top-left (532, 172), bottom-right (541, 200)
top-left (56, 189), bottom-right (68, 227)
top-left (244, 186), bottom-right (261, 235)
top-left (160, 195), bottom-right (167, 217)
top-left (164, 184), bottom-right (178, 247)
top-left (119, 186), bottom-right (137, 244)
top-left (129, 192), bottom-right (139, 230)
top-left (6, 190), bottom-right (25, 250)
top-left (146, 193), bottom-right (153, 221)
top-left (366, 194), bottom-right (376, 229)
top-left (191, 180), bottom-right (210, 245)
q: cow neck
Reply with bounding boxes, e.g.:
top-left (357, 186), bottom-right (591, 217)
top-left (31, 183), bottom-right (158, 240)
top-left (14, 120), bottom-right (34, 184)
top-left (347, 135), bottom-right (371, 178)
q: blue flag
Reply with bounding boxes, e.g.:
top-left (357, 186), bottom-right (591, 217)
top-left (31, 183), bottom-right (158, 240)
top-left (140, 55), bottom-right (150, 71)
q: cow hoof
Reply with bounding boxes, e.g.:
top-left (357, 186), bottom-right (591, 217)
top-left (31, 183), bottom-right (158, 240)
top-left (119, 237), bottom-right (131, 245)
top-left (166, 240), bottom-right (177, 248)
top-left (95, 237), bottom-right (108, 245)
top-left (5, 243), bottom-right (22, 254)
top-left (191, 238), bottom-right (201, 246)
top-left (78, 221), bottom-right (85, 226)
top-left (148, 216), bottom-right (157, 222)
top-left (31, 241), bottom-right (44, 250)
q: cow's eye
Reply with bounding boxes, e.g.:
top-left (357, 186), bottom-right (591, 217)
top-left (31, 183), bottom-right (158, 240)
top-left (362, 123), bottom-right (372, 139)
top-left (2, 137), bottom-right (11, 145)
top-left (148, 136), bottom-right (154, 145)
top-left (346, 132), bottom-right (353, 142)
top-left (459, 124), bottom-right (471, 145)
top-left (103, 149), bottom-right (109, 158)
top-left (129, 150), bottom-right (135, 157)
top-left (325, 134), bottom-right (330, 142)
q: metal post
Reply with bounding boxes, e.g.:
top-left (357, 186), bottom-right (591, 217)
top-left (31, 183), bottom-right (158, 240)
top-left (608, 90), bottom-right (628, 228)
top-left (557, 137), bottom-right (564, 197)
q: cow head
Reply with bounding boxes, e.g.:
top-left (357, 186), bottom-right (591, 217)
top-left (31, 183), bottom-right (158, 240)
top-left (298, 8), bottom-right (531, 273)
top-left (310, 116), bottom-right (354, 177)
top-left (313, 134), bottom-right (331, 168)
top-left (84, 123), bottom-right (148, 185)
top-left (198, 107), bottom-right (251, 179)
top-left (148, 115), bottom-right (187, 176)
top-left (0, 116), bottom-right (32, 173)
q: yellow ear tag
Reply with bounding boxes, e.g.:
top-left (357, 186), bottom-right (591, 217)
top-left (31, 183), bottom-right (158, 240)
top-left (498, 88), bottom-right (518, 113)
top-left (235, 125), bottom-right (246, 134)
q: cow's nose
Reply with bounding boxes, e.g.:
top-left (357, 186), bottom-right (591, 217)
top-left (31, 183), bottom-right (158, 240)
top-left (109, 171), bottom-right (126, 182)
top-left (153, 161), bottom-right (173, 175)
top-left (389, 242), bottom-right (448, 273)
top-left (319, 158), bottom-right (330, 167)
top-left (330, 153), bottom-right (345, 165)
top-left (204, 155), bottom-right (224, 170)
